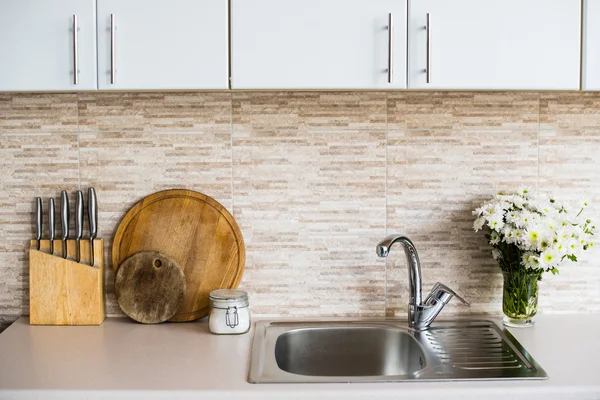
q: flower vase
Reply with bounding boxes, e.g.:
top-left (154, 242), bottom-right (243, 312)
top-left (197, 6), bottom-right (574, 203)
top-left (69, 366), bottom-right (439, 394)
top-left (501, 269), bottom-right (541, 328)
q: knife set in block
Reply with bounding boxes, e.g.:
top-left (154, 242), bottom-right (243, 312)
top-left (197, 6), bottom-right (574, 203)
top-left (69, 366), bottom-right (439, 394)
top-left (29, 188), bottom-right (105, 325)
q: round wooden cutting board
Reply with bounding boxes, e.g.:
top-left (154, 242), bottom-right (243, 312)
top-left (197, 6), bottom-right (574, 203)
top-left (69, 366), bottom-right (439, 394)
top-left (115, 251), bottom-right (186, 324)
top-left (112, 189), bottom-right (245, 322)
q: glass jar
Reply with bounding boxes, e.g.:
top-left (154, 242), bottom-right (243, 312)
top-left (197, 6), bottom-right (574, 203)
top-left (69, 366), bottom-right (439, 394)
top-left (208, 289), bottom-right (251, 335)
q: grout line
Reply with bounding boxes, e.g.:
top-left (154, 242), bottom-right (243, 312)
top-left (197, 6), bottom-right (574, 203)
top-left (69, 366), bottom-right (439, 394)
top-left (230, 92), bottom-right (234, 215)
top-left (76, 93), bottom-right (81, 190)
top-left (77, 127), bottom-right (390, 134)
top-left (227, 0), bottom-right (232, 90)
top-left (61, 126), bottom-right (584, 134)
top-left (537, 94), bottom-right (540, 196)
top-left (405, 0), bottom-right (409, 89)
top-left (580, 0), bottom-right (585, 91)
top-left (383, 93), bottom-right (389, 315)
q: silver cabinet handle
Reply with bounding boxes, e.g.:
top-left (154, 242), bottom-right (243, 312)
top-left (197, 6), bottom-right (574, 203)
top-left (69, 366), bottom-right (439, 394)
top-left (387, 13), bottom-right (393, 84)
top-left (73, 15), bottom-right (78, 85)
top-left (426, 13), bottom-right (431, 84)
top-left (110, 13), bottom-right (116, 84)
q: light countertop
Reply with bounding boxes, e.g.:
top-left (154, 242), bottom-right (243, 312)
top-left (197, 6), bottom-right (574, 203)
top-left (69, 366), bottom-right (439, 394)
top-left (0, 315), bottom-right (598, 400)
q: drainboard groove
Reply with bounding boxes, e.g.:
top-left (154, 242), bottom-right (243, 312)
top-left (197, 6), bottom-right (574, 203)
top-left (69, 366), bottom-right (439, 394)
top-left (444, 360), bottom-right (520, 365)
top-left (431, 337), bottom-right (502, 343)
top-left (438, 354), bottom-right (509, 360)
top-left (432, 342), bottom-right (502, 349)
top-left (428, 329), bottom-right (496, 335)
top-left (437, 349), bottom-right (512, 357)
top-left (433, 347), bottom-right (506, 353)
top-left (458, 365), bottom-right (524, 370)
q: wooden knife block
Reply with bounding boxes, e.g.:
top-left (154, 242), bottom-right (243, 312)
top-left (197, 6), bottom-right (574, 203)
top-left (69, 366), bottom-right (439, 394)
top-left (29, 239), bottom-right (105, 325)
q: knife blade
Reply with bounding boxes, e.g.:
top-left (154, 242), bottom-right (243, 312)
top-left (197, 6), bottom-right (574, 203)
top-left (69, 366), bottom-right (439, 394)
top-left (48, 198), bottom-right (55, 255)
top-left (60, 191), bottom-right (69, 259)
top-left (88, 187), bottom-right (98, 266)
top-left (35, 197), bottom-right (42, 250)
top-left (75, 190), bottom-right (83, 263)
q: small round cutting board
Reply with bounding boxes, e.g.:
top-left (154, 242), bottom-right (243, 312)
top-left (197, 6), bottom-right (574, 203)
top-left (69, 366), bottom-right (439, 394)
top-left (115, 251), bottom-right (186, 324)
top-left (112, 189), bottom-right (246, 322)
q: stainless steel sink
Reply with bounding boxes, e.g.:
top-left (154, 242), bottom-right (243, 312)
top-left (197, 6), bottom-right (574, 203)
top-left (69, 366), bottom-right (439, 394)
top-left (248, 319), bottom-right (548, 383)
top-left (274, 326), bottom-right (425, 377)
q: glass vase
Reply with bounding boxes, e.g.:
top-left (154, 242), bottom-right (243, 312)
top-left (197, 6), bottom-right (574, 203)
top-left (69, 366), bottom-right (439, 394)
top-left (501, 269), bottom-right (541, 328)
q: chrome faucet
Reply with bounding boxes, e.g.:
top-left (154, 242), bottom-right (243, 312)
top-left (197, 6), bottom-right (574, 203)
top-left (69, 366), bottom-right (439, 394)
top-left (377, 235), bottom-right (469, 330)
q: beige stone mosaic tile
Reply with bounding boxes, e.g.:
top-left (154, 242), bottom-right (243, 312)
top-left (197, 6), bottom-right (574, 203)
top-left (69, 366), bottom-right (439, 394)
top-left (2, 91), bottom-right (600, 325)
top-left (232, 92), bottom-right (387, 131)
top-left (240, 234), bottom-right (386, 317)
top-left (387, 129), bottom-right (539, 233)
top-left (388, 92), bottom-right (539, 130)
top-left (0, 94), bottom-right (77, 133)
top-left (78, 93), bottom-right (231, 132)
top-left (0, 132), bottom-right (80, 244)
top-left (233, 128), bottom-right (386, 315)
top-left (540, 92), bottom-right (600, 130)
top-left (539, 267), bottom-right (599, 313)
top-left (538, 129), bottom-right (600, 313)
top-left (79, 130), bottom-right (233, 237)
top-left (385, 128), bottom-right (539, 317)
top-left (233, 129), bottom-right (386, 235)
top-left (0, 257), bottom-right (28, 316)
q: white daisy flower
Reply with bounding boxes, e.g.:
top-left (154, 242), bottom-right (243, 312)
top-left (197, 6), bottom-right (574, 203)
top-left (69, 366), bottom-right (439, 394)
top-left (473, 217), bottom-right (486, 232)
top-left (489, 231), bottom-right (500, 245)
top-left (474, 188), bottom-right (596, 275)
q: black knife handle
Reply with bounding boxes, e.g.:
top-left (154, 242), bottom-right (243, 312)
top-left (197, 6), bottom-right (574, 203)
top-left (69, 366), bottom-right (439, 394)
top-left (48, 198), bottom-right (55, 255)
top-left (36, 197), bottom-right (42, 250)
top-left (87, 188), bottom-right (97, 266)
top-left (48, 198), bottom-right (55, 241)
top-left (75, 190), bottom-right (83, 240)
top-left (35, 198), bottom-right (42, 241)
top-left (60, 191), bottom-right (69, 241)
top-left (88, 188), bottom-right (97, 240)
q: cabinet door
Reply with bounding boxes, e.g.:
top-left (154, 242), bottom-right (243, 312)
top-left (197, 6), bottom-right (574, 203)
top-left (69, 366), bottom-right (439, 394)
top-left (0, 0), bottom-right (97, 91)
top-left (231, 0), bottom-right (407, 89)
top-left (584, 0), bottom-right (600, 90)
top-left (97, 0), bottom-right (228, 90)
top-left (408, 0), bottom-right (581, 90)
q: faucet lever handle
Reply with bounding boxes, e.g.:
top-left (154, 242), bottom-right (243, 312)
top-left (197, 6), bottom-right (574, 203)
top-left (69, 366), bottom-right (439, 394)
top-left (426, 282), bottom-right (469, 306)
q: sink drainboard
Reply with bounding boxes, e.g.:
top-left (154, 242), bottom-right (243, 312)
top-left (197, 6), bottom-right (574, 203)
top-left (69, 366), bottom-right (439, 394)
top-left (425, 324), bottom-right (531, 371)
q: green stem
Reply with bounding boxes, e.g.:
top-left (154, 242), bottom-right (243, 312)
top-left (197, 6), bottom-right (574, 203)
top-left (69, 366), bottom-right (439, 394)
top-left (494, 243), bottom-right (542, 320)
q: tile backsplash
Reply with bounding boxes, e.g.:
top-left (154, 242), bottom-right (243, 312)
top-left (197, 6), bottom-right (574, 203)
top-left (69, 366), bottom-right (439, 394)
top-left (1, 91), bottom-right (599, 330)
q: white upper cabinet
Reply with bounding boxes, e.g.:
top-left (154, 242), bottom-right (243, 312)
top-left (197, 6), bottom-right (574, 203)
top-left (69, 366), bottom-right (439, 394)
top-left (97, 0), bottom-right (228, 90)
top-left (584, 0), bottom-right (600, 90)
top-left (0, 0), bottom-right (97, 91)
top-left (408, 0), bottom-right (581, 90)
top-left (231, 0), bottom-right (407, 89)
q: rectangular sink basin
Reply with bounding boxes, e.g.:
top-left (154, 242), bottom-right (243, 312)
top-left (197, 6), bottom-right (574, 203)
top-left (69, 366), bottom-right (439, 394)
top-left (275, 326), bottom-right (425, 377)
top-left (249, 319), bottom-right (548, 383)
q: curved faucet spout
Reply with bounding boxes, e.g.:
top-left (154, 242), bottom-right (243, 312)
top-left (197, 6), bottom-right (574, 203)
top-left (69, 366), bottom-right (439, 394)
top-left (376, 235), bottom-right (423, 312)
top-left (376, 235), bottom-right (469, 330)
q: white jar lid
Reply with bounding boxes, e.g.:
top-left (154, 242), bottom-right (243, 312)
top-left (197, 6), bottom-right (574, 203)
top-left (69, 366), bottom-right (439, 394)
top-left (209, 289), bottom-right (249, 308)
